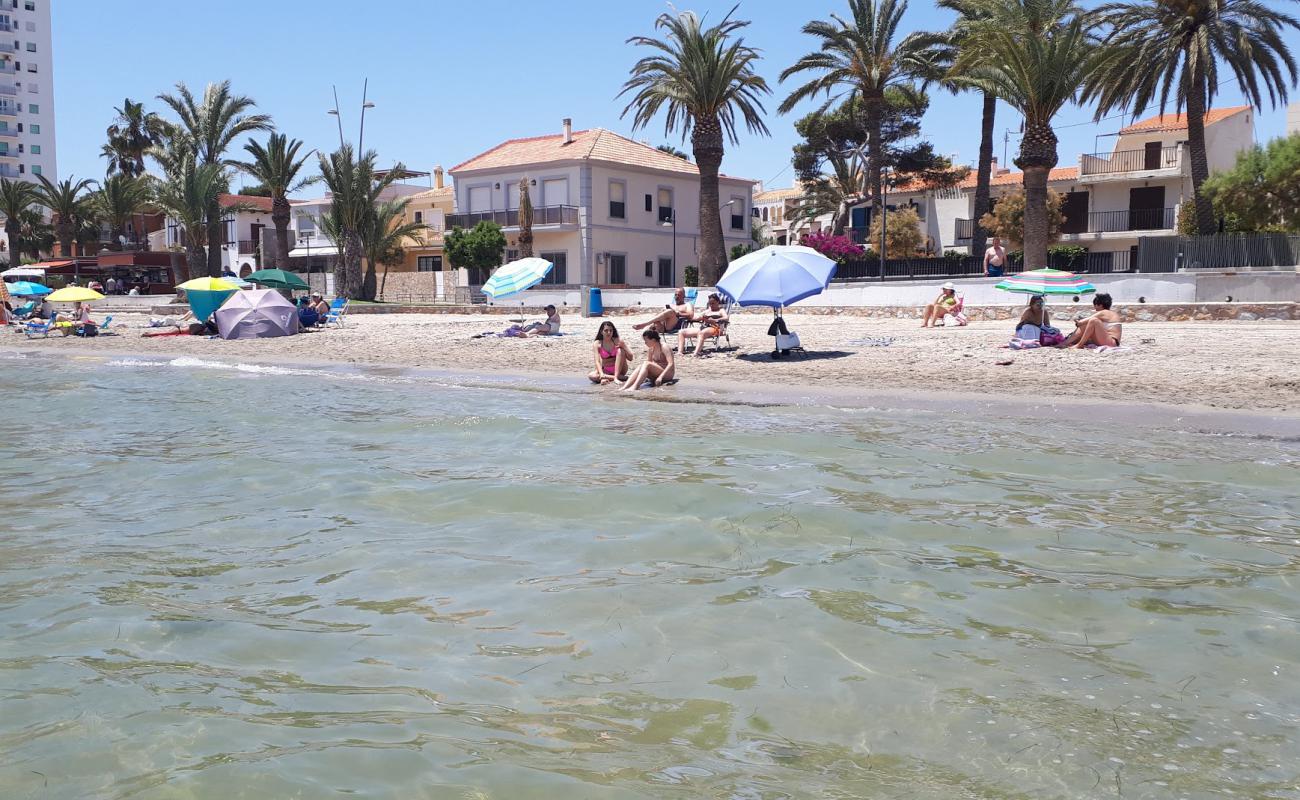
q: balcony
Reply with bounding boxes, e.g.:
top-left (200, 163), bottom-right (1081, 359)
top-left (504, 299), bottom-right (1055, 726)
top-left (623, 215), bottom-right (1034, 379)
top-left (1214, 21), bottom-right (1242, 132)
top-left (0, 84), bottom-right (14, 96)
top-left (446, 204), bottom-right (579, 231)
top-left (0, 42), bottom-right (13, 54)
top-left (1079, 146), bottom-right (1182, 180)
top-left (1059, 207), bottom-right (1177, 237)
top-left (954, 218), bottom-right (975, 243)
top-left (0, 149), bottom-right (15, 161)
top-left (405, 225), bottom-right (444, 247)
top-left (0, 127), bottom-right (16, 138)
top-left (0, 63), bottom-right (17, 76)
top-left (236, 240), bottom-right (259, 255)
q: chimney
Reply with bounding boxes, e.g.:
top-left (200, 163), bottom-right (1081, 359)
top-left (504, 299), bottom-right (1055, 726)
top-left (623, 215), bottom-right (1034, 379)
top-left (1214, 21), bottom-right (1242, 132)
top-left (433, 165), bottom-right (444, 189)
top-left (562, 118), bottom-right (573, 145)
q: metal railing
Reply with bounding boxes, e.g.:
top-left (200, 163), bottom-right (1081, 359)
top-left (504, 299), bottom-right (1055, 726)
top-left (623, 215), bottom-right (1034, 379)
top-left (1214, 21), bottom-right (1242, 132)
top-left (0, 127), bottom-right (16, 137)
top-left (447, 204), bottom-right (579, 230)
top-left (1080, 146), bottom-right (1181, 176)
top-left (0, 84), bottom-right (15, 95)
top-left (236, 240), bottom-right (259, 255)
top-left (836, 249), bottom-right (1138, 281)
top-left (1137, 233), bottom-right (1300, 272)
top-left (1085, 207), bottom-right (1176, 233)
top-left (955, 218), bottom-right (975, 242)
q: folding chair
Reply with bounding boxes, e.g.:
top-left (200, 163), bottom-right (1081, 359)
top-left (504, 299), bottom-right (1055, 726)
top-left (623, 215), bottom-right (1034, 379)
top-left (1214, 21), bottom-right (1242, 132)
top-left (323, 298), bottom-right (349, 328)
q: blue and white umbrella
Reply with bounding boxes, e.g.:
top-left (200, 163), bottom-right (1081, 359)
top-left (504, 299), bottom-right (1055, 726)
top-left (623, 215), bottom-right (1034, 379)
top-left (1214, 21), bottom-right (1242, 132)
top-left (716, 245), bottom-right (837, 308)
top-left (6, 280), bottom-right (53, 296)
top-left (482, 257), bottom-right (554, 300)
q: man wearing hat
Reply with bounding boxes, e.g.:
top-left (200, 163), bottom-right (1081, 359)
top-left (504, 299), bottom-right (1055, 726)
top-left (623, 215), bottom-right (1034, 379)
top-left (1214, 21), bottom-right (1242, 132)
top-left (921, 282), bottom-right (962, 328)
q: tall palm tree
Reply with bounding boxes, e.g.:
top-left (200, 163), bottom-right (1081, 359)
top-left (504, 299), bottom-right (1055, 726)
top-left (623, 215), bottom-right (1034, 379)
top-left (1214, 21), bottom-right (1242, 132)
top-left (794, 151), bottom-right (864, 234)
top-left (516, 177), bottom-right (534, 259)
top-left (18, 208), bottom-right (53, 262)
top-left (781, 0), bottom-right (933, 232)
top-left (0, 178), bottom-right (38, 266)
top-left (1086, 0), bottom-right (1299, 235)
top-left (953, 1), bottom-right (1096, 268)
top-left (95, 174), bottom-right (151, 252)
top-left (148, 137), bottom-right (229, 283)
top-left (620, 8), bottom-right (771, 286)
top-left (237, 133), bottom-right (317, 269)
top-left (360, 197), bottom-right (426, 300)
top-left (36, 175), bottom-right (96, 258)
top-left (102, 98), bottom-right (171, 178)
top-left (318, 145), bottom-right (408, 300)
top-left (158, 81), bottom-right (272, 277)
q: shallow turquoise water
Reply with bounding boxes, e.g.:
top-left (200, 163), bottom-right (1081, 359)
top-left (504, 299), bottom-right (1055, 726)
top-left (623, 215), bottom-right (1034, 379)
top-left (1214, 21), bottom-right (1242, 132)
top-left (2, 353), bottom-right (1298, 799)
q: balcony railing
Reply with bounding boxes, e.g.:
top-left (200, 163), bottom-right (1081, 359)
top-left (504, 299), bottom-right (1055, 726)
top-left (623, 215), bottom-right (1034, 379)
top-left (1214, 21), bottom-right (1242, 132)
top-left (954, 218), bottom-right (975, 242)
top-left (1081, 207), bottom-right (1177, 233)
top-left (1080, 146), bottom-right (1181, 176)
top-left (446, 204), bottom-right (579, 230)
top-left (0, 43), bottom-right (13, 54)
top-left (236, 240), bottom-right (259, 255)
top-left (0, 84), bottom-right (15, 96)
top-left (0, 128), bottom-right (16, 137)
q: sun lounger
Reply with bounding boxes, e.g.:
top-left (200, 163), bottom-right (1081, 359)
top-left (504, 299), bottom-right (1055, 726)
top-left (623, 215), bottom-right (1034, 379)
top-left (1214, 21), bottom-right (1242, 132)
top-left (324, 298), bottom-right (348, 328)
top-left (10, 300), bottom-right (36, 320)
top-left (23, 312), bottom-right (58, 338)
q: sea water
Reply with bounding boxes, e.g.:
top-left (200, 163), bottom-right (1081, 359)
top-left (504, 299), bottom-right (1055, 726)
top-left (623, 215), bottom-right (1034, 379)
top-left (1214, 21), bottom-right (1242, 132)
top-left (1, 353), bottom-right (1298, 799)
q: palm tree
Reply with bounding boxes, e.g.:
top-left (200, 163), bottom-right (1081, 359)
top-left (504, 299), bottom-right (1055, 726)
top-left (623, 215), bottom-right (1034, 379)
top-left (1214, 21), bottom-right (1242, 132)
top-left (148, 137), bottom-right (229, 283)
top-left (0, 178), bottom-right (38, 266)
top-left (1087, 0), bottom-right (1299, 235)
top-left (952, 0), bottom-right (1096, 268)
top-left (516, 177), bottom-right (534, 259)
top-left (102, 98), bottom-right (171, 178)
top-left (794, 151), bottom-right (864, 234)
top-left (36, 175), bottom-right (96, 258)
top-left (158, 81), bottom-right (272, 277)
top-left (95, 174), bottom-right (151, 252)
top-left (781, 0), bottom-right (934, 233)
top-left (360, 198), bottom-right (427, 301)
top-left (237, 133), bottom-right (317, 269)
top-left (620, 8), bottom-right (771, 286)
top-left (655, 144), bottom-right (691, 160)
top-left (318, 145), bottom-right (408, 300)
top-left (18, 208), bottom-right (53, 262)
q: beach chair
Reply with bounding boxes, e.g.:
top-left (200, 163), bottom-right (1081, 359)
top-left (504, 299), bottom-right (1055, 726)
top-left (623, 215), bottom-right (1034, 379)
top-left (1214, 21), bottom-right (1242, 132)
top-left (697, 297), bottom-right (736, 353)
top-left (11, 300), bottom-right (36, 320)
top-left (74, 315), bottom-right (112, 336)
top-left (24, 312), bottom-right (58, 338)
top-left (324, 298), bottom-right (349, 328)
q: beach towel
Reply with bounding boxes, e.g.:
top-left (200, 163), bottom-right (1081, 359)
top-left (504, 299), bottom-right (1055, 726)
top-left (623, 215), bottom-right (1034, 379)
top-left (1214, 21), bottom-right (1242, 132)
top-left (1008, 338), bottom-right (1040, 350)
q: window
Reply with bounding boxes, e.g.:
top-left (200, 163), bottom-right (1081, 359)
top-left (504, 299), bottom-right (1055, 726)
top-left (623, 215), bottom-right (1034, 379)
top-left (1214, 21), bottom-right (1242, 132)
top-left (505, 248), bottom-right (518, 262)
top-left (25, 21), bottom-right (35, 32)
top-left (413, 210), bottom-right (423, 224)
top-left (541, 178), bottom-right (568, 206)
top-left (416, 255), bottom-right (442, 272)
top-left (657, 188), bottom-right (673, 222)
top-left (297, 215), bottom-right (315, 232)
top-left (27, 83), bottom-right (36, 93)
top-left (608, 180), bottom-right (625, 219)
top-left (644, 194), bottom-right (652, 212)
top-left (31, 164), bottom-right (41, 176)
top-left (29, 144), bottom-right (37, 154)
top-left (539, 251), bottom-right (567, 284)
top-left (17, 163), bottom-right (23, 173)
top-left (730, 197), bottom-right (745, 230)
top-left (24, 2), bottom-right (35, 11)
top-left (27, 103), bottom-right (36, 113)
top-left (0, 143), bottom-right (7, 154)
top-left (608, 253), bottom-right (626, 284)
top-left (645, 260), bottom-right (653, 278)
top-left (24, 42), bottom-right (33, 52)
top-left (25, 63), bottom-right (35, 73)
top-left (761, 207), bottom-right (768, 222)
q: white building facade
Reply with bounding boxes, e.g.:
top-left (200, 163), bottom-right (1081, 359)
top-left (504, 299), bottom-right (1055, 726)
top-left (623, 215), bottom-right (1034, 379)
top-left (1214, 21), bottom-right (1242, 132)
top-left (448, 121), bottom-right (756, 288)
top-left (0, 0), bottom-right (54, 181)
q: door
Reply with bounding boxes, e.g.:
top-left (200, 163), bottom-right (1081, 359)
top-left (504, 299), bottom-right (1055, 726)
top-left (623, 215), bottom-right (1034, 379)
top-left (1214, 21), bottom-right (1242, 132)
top-left (1060, 191), bottom-right (1089, 234)
top-left (658, 257), bottom-right (673, 288)
top-left (1143, 141), bottom-right (1163, 170)
top-left (542, 178), bottom-right (568, 208)
top-left (1128, 186), bottom-right (1165, 230)
top-left (249, 223), bottom-right (264, 266)
top-left (468, 186), bottom-right (491, 213)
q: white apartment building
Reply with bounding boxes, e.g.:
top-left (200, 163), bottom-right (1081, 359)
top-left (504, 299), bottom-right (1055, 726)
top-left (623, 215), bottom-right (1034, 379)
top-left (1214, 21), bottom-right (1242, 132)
top-left (448, 120), bottom-right (756, 287)
top-left (0, 0), bottom-right (54, 181)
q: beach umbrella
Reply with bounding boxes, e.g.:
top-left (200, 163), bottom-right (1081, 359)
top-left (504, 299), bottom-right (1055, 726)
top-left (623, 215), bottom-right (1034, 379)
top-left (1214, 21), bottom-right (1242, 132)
top-left (716, 245), bottom-right (837, 307)
top-left (214, 288), bottom-right (300, 339)
top-left (245, 268), bottom-right (310, 291)
top-left (482, 257), bottom-right (553, 299)
top-left (177, 276), bottom-right (240, 292)
top-left (46, 286), bottom-right (105, 303)
top-left (6, 280), bottom-right (52, 296)
top-left (186, 288), bottom-right (238, 323)
top-left (995, 268), bottom-right (1095, 296)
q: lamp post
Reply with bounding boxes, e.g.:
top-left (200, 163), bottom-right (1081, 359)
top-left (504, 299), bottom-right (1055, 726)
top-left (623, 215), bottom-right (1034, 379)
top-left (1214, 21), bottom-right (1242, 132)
top-left (879, 166), bottom-right (890, 283)
top-left (327, 80), bottom-right (375, 151)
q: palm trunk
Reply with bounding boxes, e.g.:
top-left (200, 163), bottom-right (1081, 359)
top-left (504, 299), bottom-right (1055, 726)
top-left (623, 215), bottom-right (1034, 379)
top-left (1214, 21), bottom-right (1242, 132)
top-left (1017, 120), bottom-right (1059, 270)
top-left (339, 230), bottom-right (364, 299)
top-left (362, 259), bottom-right (377, 301)
top-left (865, 93), bottom-right (884, 224)
top-left (971, 91), bottom-right (997, 256)
top-left (4, 220), bottom-right (20, 264)
top-left (271, 196), bottom-right (291, 270)
top-left (206, 201), bottom-right (223, 278)
top-left (831, 198), bottom-right (851, 236)
top-left (1185, 57), bottom-right (1215, 236)
top-left (692, 116), bottom-right (727, 286)
top-left (380, 261), bottom-right (391, 301)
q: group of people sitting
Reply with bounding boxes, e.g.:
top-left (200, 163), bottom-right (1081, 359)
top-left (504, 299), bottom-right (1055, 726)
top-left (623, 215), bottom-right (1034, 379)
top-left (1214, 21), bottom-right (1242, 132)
top-left (587, 290), bottom-right (730, 390)
top-left (632, 288), bottom-right (730, 357)
top-left (1016, 292), bottom-right (1122, 348)
top-left (296, 293), bottom-right (334, 328)
top-left (1, 297), bottom-right (99, 335)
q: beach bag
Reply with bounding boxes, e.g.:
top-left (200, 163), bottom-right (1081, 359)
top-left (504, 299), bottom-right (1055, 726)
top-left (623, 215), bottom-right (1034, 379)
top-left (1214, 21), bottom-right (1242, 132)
top-left (776, 332), bottom-right (801, 351)
top-left (1038, 325), bottom-right (1064, 346)
top-left (1015, 323), bottom-right (1041, 341)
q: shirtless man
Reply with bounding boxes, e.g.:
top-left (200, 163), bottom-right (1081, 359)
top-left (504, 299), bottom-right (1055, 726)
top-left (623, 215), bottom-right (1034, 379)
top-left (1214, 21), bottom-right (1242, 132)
top-left (984, 236), bottom-right (1007, 277)
top-left (633, 288), bottom-right (694, 335)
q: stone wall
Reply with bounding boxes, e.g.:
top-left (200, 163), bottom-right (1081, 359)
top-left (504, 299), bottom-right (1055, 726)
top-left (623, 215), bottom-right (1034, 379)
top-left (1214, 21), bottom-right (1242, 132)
top-left (374, 271), bottom-right (450, 304)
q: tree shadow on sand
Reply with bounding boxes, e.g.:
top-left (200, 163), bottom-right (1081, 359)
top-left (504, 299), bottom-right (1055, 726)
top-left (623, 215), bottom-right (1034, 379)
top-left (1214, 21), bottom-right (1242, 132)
top-left (734, 350), bottom-right (854, 363)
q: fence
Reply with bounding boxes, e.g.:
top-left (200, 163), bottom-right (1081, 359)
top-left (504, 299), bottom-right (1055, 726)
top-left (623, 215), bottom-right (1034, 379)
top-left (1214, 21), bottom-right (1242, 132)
top-left (1137, 234), bottom-right (1300, 273)
top-left (836, 249), bottom-right (1138, 281)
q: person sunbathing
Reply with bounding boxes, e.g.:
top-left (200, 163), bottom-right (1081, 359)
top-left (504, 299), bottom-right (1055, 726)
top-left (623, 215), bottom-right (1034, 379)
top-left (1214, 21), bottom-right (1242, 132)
top-left (921, 283), bottom-right (961, 327)
top-left (520, 305), bottom-right (561, 337)
top-left (678, 293), bottom-right (728, 357)
top-left (633, 288), bottom-right (694, 334)
top-left (621, 329), bottom-right (675, 391)
top-left (589, 320), bottom-right (634, 384)
top-left (1063, 293), bottom-right (1122, 348)
top-left (61, 301), bottom-right (98, 336)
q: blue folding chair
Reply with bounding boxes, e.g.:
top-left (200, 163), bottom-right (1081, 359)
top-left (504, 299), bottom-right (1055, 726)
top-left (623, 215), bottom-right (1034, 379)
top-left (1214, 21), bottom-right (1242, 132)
top-left (24, 312), bottom-right (58, 338)
top-left (324, 298), bottom-right (349, 328)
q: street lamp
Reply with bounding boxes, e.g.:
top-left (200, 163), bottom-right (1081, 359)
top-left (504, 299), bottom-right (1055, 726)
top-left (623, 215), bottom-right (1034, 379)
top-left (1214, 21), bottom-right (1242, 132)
top-left (879, 166), bottom-right (890, 283)
top-left (327, 79), bottom-right (376, 151)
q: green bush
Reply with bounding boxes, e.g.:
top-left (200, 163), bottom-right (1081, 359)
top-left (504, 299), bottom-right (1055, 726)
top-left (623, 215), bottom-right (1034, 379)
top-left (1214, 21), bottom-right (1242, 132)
top-left (1047, 245), bottom-right (1088, 269)
top-left (684, 265), bottom-right (699, 287)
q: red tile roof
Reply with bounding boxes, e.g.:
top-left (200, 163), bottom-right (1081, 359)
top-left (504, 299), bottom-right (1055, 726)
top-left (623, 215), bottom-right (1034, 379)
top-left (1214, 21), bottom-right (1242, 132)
top-left (451, 128), bottom-right (753, 182)
top-left (219, 193), bottom-right (274, 213)
top-left (1118, 106), bottom-right (1249, 135)
top-left (891, 166), bottom-right (1080, 194)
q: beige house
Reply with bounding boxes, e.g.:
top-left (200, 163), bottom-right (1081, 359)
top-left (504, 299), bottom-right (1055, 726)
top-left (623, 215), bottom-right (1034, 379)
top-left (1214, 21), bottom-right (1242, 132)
top-left (448, 119), bottom-right (756, 287)
top-left (398, 166), bottom-right (455, 274)
top-left (753, 185), bottom-right (813, 245)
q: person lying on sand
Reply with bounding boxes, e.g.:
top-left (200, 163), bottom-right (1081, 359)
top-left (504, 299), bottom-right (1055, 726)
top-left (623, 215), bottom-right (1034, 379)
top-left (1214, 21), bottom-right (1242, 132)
top-left (621, 329), bottom-right (675, 391)
top-left (1060, 293), bottom-right (1122, 349)
top-left (634, 288), bottom-right (694, 335)
top-left (677, 293), bottom-right (728, 357)
top-left (589, 320), bottom-right (634, 384)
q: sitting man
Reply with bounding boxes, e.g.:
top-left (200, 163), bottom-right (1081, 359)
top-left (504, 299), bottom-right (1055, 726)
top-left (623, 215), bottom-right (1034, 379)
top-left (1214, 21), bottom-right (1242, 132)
top-left (520, 304), bottom-right (562, 337)
top-left (634, 288), bottom-right (694, 335)
top-left (677, 293), bottom-right (729, 357)
top-left (311, 293), bottom-right (331, 319)
top-left (36, 297), bottom-right (55, 320)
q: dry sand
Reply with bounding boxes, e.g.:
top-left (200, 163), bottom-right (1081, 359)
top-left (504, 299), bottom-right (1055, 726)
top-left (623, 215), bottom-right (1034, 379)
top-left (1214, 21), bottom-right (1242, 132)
top-left (6, 310), bottom-right (1300, 417)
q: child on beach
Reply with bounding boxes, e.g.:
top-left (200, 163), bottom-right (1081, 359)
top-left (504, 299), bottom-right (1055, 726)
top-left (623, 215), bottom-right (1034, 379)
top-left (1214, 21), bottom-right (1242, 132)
top-left (621, 329), bottom-right (675, 391)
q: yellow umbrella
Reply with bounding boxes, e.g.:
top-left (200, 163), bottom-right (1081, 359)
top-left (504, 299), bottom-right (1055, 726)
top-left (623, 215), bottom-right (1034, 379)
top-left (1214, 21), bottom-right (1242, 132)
top-left (46, 286), bottom-right (105, 302)
top-left (176, 277), bottom-right (239, 292)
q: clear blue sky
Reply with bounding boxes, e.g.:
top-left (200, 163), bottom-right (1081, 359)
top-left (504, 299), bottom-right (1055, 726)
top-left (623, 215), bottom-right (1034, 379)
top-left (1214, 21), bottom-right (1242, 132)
top-left (52, 0), bottom-right (1295, 193)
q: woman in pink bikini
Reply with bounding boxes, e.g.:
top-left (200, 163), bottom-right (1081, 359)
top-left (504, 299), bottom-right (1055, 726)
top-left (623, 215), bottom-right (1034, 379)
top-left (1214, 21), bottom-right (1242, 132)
top-left (588, 320), bottom-right (634, 384)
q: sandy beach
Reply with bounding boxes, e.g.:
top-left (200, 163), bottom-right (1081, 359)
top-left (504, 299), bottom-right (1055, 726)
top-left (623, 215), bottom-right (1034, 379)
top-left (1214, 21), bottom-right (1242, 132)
top-left (7, 310), bottom-right (1300, 415)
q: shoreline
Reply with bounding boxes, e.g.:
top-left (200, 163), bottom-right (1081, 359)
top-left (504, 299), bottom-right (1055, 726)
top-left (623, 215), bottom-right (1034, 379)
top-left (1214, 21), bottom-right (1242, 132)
top-left (8, 342), bottom-right (1300, 440)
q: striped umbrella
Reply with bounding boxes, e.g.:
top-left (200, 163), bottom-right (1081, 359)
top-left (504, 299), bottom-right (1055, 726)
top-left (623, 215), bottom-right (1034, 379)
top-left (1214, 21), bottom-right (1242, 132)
top-left (995, 268), bottom-right (1096, 296)
top-left (482, 257), bottom-right (553, 299)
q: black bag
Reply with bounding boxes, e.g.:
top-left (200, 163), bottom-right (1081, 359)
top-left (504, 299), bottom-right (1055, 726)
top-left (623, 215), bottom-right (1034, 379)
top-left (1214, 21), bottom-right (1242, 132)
top-left (767, 316), bottom-right (789, 337)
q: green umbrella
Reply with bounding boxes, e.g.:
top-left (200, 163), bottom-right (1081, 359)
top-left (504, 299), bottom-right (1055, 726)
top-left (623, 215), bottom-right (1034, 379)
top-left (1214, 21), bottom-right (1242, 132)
top-left (245, 269), bottom-right (310, 291)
